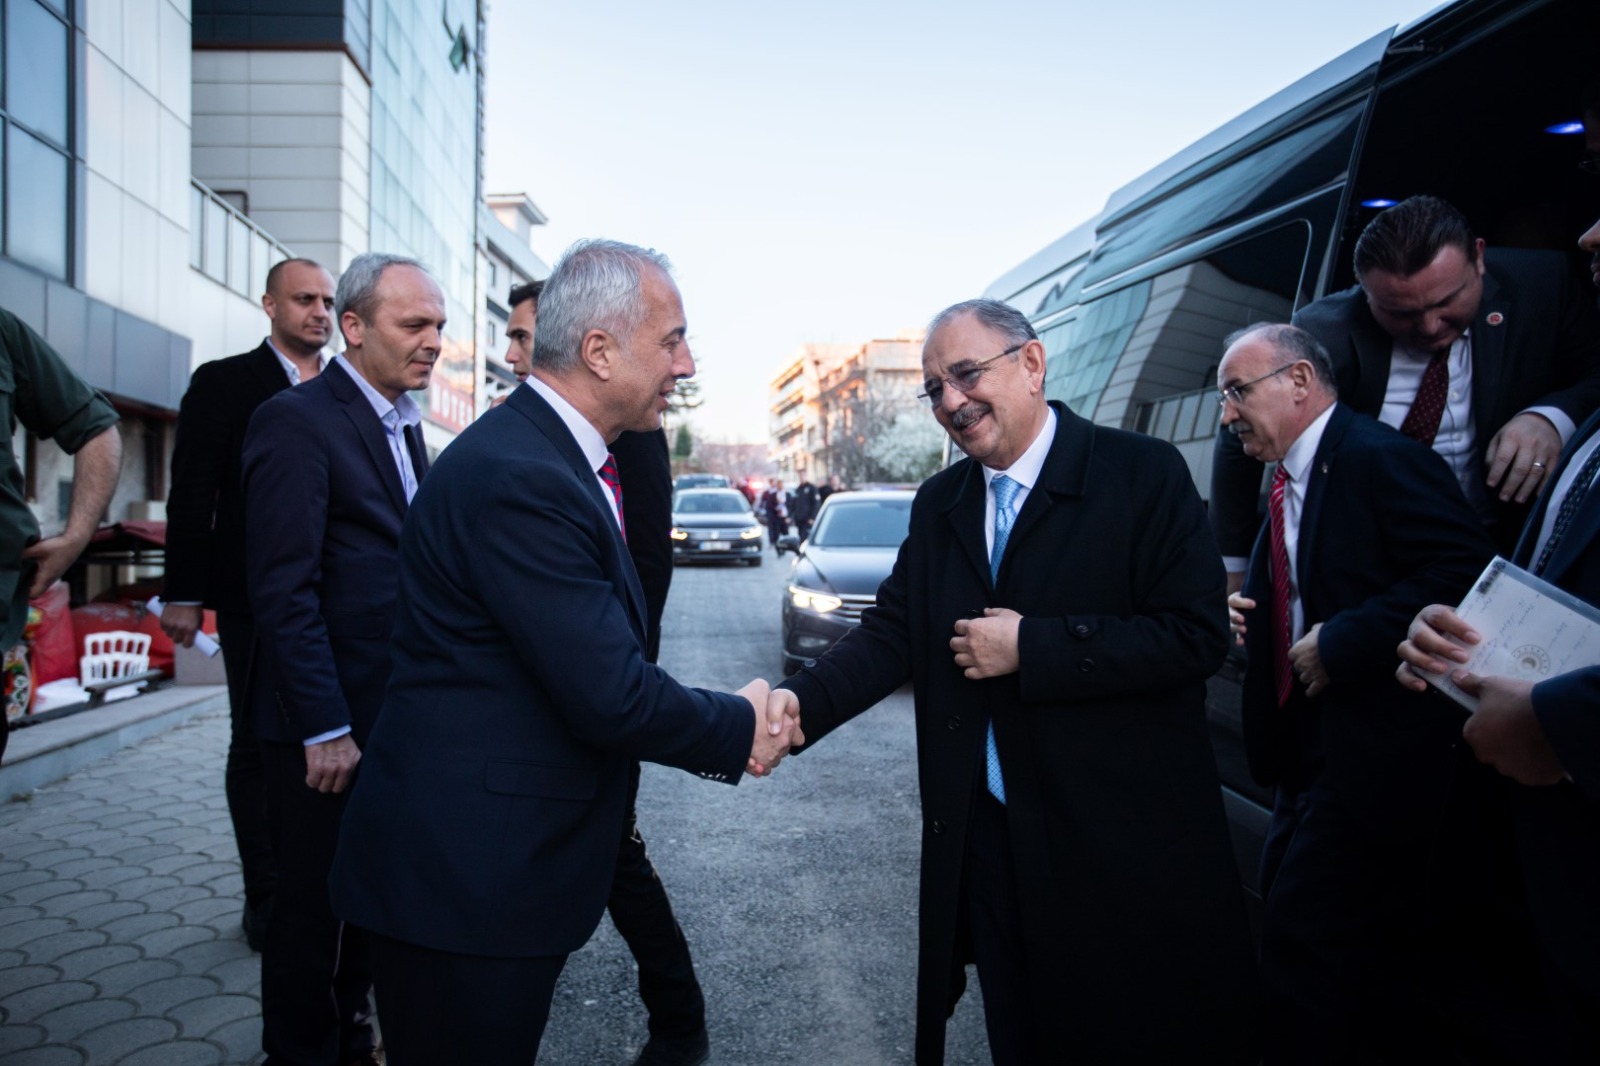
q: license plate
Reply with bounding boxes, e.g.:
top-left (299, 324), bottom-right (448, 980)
top-left (701, 541), bottom-right (731, 550)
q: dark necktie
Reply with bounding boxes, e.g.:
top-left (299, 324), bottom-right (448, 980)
top-left (1533, 445), bottom-right (1600, 575)
top-left (1269, 466), bottom-right (1294, 706)
top-left (1399, 351), bottom-right (1449, 447)
top-left (598, 452), bottom-right (626, 543)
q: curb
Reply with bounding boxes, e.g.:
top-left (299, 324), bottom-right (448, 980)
top-left (1, 683), bottom-right (230, 800)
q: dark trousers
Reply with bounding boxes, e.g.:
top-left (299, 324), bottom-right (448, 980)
top-left (964, 790), bottom-right (1042, 1066)
top-left (1260, 775), bottom-right (1560, 1066)
top-left (608, 760), bottom-right (705, 1038)
top-left (218, 610), bottom-right (275, 909)
top-left (367, 929), bottom-right (566, 1064)
top-left (261, 741), bottom-right (375, 1066)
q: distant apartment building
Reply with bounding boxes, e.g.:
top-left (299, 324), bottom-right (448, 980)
top-left (478, 193), bottom-right (549, 409)
top-left (0, 0), bottom-right (494, 541)
top-left (767, 332), bottom-right (926, 484)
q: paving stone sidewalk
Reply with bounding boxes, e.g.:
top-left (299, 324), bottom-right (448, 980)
top-left (0, 709), bottom-right (265, 1065)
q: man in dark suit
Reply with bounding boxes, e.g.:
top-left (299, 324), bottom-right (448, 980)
top-left (769, 299), bottom-right (1255, 1065)
top-left (1398, 213), bottom-right (1600, 1062)
top-left (161, 257), bottom-right (335, 950)
top-left (243, 252), bottom-right (441, 1066)
top-left (1221, 323), bottom-right (1501, 1062)
top-left (328, 239), bottom-right (796, 1063)
top-left (501, 278), bottom-right (712, 1065)
top-left (1213, 195), bottom-right (1600, 584)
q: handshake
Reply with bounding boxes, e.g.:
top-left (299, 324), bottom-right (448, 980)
top-left (736, 680), bottom-right (804, 777)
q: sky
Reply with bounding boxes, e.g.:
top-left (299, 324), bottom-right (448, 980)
top-left (481, 0), bottom-right (1444, 445)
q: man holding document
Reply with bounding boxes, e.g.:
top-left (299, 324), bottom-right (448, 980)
top-left (1399, 404), bottom-right (1600, 1063)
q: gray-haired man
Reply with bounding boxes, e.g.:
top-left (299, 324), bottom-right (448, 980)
top-left (243, 252), bottom-right (443, 1065)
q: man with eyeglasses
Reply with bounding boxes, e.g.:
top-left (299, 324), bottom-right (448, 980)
top-left (1220, 323), bottom-right (1514, 1062)
top-left (1212, 195), bottom-right (1600, 592)
top-left (767, 299), bottom-right (1255, 1064)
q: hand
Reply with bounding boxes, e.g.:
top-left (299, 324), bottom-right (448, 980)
top-left (304, 734), bottom-right (361, 793)
top-left (1456, 673), bottom-right (1566, 786)
top-left (21, 533), bottom-right (91, 598)
top-left (1287, 622), bottom-right (1329, 696)
top-left (1227, 592), bottom-right (1255, 647)
top-left (1485, 412), bottom-right (1561, 504)
top-left (1395, 604), bottom-right (1479, 691)
top-left (745, 685), bottom-right (803, 777)
top-left (160, 603), bottom-right (204, 648)
top-left (951, 608), bottom-right (1022, 679)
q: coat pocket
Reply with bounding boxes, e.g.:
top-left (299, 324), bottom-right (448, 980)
top-left (483, 759), bottom-right (596, 801)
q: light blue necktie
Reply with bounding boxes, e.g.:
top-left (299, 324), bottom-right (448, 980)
top-left (985, 475), bottom-right (1019, 804)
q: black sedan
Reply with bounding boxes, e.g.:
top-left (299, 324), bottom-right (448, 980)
top-left (779, 490), bottom-right (914, 674)
top-left (671, 488), bottom-right (764, 566)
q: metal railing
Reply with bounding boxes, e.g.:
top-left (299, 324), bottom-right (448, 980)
top-left (189, 180), bottom-right (295, 299)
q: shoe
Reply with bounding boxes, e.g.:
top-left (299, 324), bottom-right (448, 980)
top-left (240, 899), bottom-right (271, 952)
top-left (631, 1029), bottom-right (709, 1066)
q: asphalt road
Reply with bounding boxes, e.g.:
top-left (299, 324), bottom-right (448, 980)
top-left (534, 552), bottom-right (994, 1065)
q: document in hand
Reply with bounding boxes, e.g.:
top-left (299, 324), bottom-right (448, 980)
top-left (1422, 556), bottom-right (1600, 712)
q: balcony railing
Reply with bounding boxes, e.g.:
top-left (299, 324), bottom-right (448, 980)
top-left (189, 180), bottom-right (294, 299)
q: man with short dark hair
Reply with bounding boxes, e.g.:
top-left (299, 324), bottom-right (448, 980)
top-left (162, 256), bottom-right (335, 950)
top-left (500, 280), bottom-right (711, 1066)
top-left (769, 298), bottom-right (1255, 1064)
top-left (1221, 322), bottom-right (1502, 1062)
top-left (243, 252), bottom-right (441, 1065)
top-left (1212, 195), bottom-right (1600, 586)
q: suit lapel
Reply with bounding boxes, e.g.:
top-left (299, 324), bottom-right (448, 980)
top-left (942, 462), bottom-right (991, 587)
top-left (1349, 306), bottom-right (1395, 415)
top-left (1469, 271), bottom-right (1510, 434)
top-left (1295, 404), bottom-right (1352, 609)
top-left (325, 361), bottom-right (411, 516)
top-left (1524, 410), bottom-right (1600, 579)
top-left (1006, 402), bottom-right (1090, 566)
top-left (507, 387), bottom-right (647, 633)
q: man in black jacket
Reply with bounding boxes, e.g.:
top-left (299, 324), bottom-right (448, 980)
top-left (1211, 195), bottom-right (1600, 587)
top-left (161, 257), bottom-right (335, 949)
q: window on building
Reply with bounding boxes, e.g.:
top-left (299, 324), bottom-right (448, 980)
top-left (3, 0), bottom-right (73, 279)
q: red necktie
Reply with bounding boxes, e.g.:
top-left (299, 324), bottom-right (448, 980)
top-left (1269, 466), bottom-right (1294, 707)
top-left (1399, 351), bottom-right (1449, 447)
top-left (598, 453), bottom-right (626, 543)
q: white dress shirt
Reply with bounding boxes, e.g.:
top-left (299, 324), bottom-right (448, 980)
top-left (524, 377), bottom-right (625, 534)
top-left (982, 408), bottom-right (1058, 557)
top-left (266, 338), bottom-right (329, 385)
top-left (1275, 404), bottom-right (1336, 643)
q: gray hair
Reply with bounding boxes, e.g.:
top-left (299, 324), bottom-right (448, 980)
top-left (336, 252), bottom-right (429, 326)
top-left (927, 298), bottom-right (1039, 348)
top-left (533, 239), bottom-right (673, 373)
top-left (1225, 322), bottom-right (1337, 391)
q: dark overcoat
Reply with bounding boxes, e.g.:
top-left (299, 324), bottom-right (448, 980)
top-left (781, 401), bottom-right (1256, 1063)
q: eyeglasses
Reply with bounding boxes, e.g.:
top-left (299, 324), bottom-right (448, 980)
top-left (1217, 363), bottom-right (1294, 408)
top-left (917, 345), bottom-right (1024, 406)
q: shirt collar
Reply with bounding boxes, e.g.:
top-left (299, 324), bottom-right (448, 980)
top-left (983, 407), bottom-right (1058, 492)
top-left (334, 355), bottom-right (421, 429)
top-left (524, 376), bottom-right (609, 474)
top-left (1280, 403), bottom-right (1336, 484)
top-left (265, 337), bottom-right (329, 385)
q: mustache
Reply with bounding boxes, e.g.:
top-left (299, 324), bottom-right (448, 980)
top-left (1227, 420), bottom-right (1253, 437)
top-left (950, 403), bottom-right (990, 430)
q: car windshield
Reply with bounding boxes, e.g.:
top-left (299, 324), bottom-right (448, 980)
top-left (675, 492), bottom-right (749, 515)
top-left (809, 498), bottom-right (912, 548)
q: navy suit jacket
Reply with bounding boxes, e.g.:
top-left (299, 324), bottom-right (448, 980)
top-left (329, 383), bottom-right (752, 959)
top-left (1506, 410), bottom-right (1600, 1004)
top-left (1241, 404), bottom-right (1495, 831)
top-left (1216, 249), bottom-right (1600, 557)
top-left (241, 358), bottom-right (428, 745)
top-left (166, 342), bottom-right (289, 612)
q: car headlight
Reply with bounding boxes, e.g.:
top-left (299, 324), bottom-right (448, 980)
top-left (740, 526), bottom-right (762, 540)
top-left (789, 585), bottom-right (842, 612)
top-left (670, 528), bottom-right (689, 541)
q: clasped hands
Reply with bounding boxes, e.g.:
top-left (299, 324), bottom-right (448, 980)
top-left (1227, 592), bottom-right (1329, 695)
top-left (737, 679), bottom-right (804, 777)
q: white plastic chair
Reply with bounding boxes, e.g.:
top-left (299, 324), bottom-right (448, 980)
top-left (79, 631), bottom-right (153, 702)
